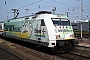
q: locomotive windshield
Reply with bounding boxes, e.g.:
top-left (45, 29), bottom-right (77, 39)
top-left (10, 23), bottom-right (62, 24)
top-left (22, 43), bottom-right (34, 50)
top-left (52, 18), bottom-right (70, 26)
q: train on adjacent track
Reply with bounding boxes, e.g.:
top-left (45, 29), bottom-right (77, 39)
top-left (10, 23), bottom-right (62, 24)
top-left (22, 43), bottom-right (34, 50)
top-left (0, 11), bottom-right (78, 52)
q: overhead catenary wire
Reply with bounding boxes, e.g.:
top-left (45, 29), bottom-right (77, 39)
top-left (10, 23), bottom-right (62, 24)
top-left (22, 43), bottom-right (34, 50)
top-left (17, 0), bottom-right (43, 9)
top-left (0, 0), bottom-right (43, 18)
top-left (0, 0), bottom-right (90, 21)
top-left (53, 0), bottom-right (80, 8)
top-left (0, 0), bottom-right (17, 10)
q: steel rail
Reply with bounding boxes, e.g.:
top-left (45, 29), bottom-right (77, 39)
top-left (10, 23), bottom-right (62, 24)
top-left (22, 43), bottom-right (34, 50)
top-left (0, 46), bottom-right (24, 60)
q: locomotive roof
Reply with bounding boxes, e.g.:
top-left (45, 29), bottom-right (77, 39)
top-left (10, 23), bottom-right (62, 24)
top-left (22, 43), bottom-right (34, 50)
top-left (35, 11), bottom-right (52, 15)
top-left (9, 15), bottom-right (34, 20)
top-left (6, 11), bottom-right (68, 22)
top-left (8, 11), bottom-right (52, 20)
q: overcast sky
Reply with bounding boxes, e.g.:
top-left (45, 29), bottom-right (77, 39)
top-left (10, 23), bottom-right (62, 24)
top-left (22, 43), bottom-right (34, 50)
top-left (0, 0), bottom-right (90, 22)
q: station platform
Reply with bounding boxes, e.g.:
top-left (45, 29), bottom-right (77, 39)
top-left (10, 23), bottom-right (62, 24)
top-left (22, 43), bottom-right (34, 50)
top-left (76, 38), bottom-right (90, 47)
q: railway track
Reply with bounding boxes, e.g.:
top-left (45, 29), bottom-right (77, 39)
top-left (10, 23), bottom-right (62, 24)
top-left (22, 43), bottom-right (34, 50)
top-left (71, 45), bottom-right (90, 57)
top-left (0, 36), bottom-right (90, 60)
top-left (55, 52), bottom-right (90, 60)
top-left (0, 46), bottom-right (24, 60)
top-left (53, 45), bottom-right (90, 60)
top-left (75, 45), bottom-right (90, 51)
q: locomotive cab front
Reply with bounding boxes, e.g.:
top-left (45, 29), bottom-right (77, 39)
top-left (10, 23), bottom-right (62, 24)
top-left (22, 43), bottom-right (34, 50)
top-left (43, 14), bottom-right (77, 52)
top-left (52, 18), bottom-right (75, 51)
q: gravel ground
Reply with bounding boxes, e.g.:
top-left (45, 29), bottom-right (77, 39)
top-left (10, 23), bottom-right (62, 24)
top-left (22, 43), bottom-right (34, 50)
top-left (0, 37), bottom-right (90, 60)
top-left (0, 38), bottom-right (65, 60)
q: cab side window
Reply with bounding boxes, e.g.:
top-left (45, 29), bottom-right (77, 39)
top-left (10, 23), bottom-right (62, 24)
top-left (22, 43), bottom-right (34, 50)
top-left (0, 25), bottom-right (2, 29)
top-left (41, 19), bottom-right (45, 26)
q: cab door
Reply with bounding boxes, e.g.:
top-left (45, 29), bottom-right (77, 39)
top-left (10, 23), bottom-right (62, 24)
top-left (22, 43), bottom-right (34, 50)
top-left (34, 19), bottom-right (47, 42)
top-left (36, 19), bottom-right (41, 40)
top-left (37, 19), bottom-right (47, 41)
top-left (37, 19), bottom-right (45, 40)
